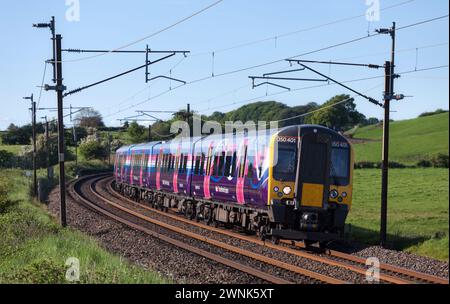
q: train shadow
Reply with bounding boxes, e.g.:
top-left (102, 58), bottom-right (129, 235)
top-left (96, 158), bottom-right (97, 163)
top-left (329, 225), bottom-right (430, 254)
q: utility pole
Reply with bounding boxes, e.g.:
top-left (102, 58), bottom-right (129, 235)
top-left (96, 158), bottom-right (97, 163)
top-left (377, 22), bottom-right (396, 247)
top-left (23, 94), bottom-right (37, 197)
top-left (380, 61), bottom-right (392, 247)
top-left (55, 35), bottom-right (67, 227)
top-left (148, 125), bottom-right (152, 142)
top-left (44, 34), bottom-right (67, 227)
top-left (187, 103), bottom-right (191, 137)
top-left (42, 116), bottom-right (50, 179)
top-left (107, 132), bottom-right (111, 166)
top-left (35, 17), bottom-right (67, 227)
top-left (73, 126), bottom-right (78, 168)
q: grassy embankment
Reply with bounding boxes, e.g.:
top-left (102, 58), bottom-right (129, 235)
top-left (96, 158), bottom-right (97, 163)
top-left (0, 166), bottom-right (168, 283)
top-left (348, 168), bottom-right (448, 260)
top-left (348, 113), bottom-right (449, 260)
top-left (351, 112), bottom-right (449, 164)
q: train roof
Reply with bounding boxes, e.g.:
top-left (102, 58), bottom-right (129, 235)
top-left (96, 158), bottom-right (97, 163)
top-left (129, 141), bottom-right (161, 152)
top-left (115, 125), bottom-right (348, 153)
top-left (116, 141), bottom-right (161, 153)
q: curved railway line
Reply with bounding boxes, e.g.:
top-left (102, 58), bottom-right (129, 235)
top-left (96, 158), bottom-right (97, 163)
top-left (68, 173), bottom-right (448, 285)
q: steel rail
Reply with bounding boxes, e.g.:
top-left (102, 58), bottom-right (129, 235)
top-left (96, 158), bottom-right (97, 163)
top-left (327, 248), bottom-right (449, 284)
top-left (282, 241), bottom-right (449, 284)
top-left (103, 178), bottom-right (413, 284)
top-left (87, 175), bottom-right (347, 284)
top-left (69, 175), bottom-right (291, 284)
top-left (106, 177), bottom-right (449, 284)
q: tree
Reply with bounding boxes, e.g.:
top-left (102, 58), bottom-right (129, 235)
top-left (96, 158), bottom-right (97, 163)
top-left (278, 102), bottom-right (319, 127)
top-left (365, 117), bottom-right (380, 125)
top-left (75, 108), bottom-right (105, 129)
top-left (79, 135), bottom-right (108, 160)
top-left (127, 122), bottom-right (147, 143)
top-left (0, 123), bottom-right (44, 145)
top-left (419, 108), bottom-right (448, 118)
top-left (65, 126), bottom-right (87, 147)
top-left (21, 133), bottom-right (74, 168)
top-left (0, 150), bottom-right (14, 168)
top-left (305, 94), bottom-right (366, 131)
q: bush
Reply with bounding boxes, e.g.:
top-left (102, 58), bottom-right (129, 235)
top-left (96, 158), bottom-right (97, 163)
top-left (388, 161), bottom-right (406, 169)
top-left (354, 161), bottom-right (380, 169)
top-left (2, 258), bottom-right (66, 284)
top-left (20, 134), bottom-right (74, 169)
top-left (0, 150), bottom-right (14, 168)
top-left (417, 159), bottom-right (432, 168)
top-left (418, 109), bottom-right (448, 118)
top-left (431, 154), bottom-right (449, 168)
top-left (0, 176), bottom-right (15, 213)
top-left (79, 141), bottom-right (108, 160)
top-left (78, 135), bottom-right (108, 161)
top-left (355, 161), bottom-right (407, 169)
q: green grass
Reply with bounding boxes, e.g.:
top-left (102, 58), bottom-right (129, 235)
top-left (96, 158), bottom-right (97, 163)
top-left (0, 144), bottom-right (26, 155)
top-left (348, 168), bottom-right (449, 260)
top-left (0, 169), bottom-right (168, 284)
top-left (352, 112), bottom-right (449, 164)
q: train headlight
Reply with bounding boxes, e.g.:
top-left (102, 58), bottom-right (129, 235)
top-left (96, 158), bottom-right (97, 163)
top-left (342, 192), bottom-right (348, 198)
top-left (283, 186), bottom-right (292, 195)
top-left (273, 186), bottom-right (279, 192)
top-left (329, 189), bottom-right (339, 199)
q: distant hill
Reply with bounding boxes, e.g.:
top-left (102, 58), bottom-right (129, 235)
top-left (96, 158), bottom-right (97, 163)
top-left (350, 112), bottom-right (449, 164)
top-left (205, 101), bottom-right (319, 127)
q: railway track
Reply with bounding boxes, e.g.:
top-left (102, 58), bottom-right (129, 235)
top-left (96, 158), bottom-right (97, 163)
top-left (69, 173), bottom-right (448, 284)
top-left (69, 174), bottom-right (345, 284)
top-left (288, 242), bottom-right (449, 284)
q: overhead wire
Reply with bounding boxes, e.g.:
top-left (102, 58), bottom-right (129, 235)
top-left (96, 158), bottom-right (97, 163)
top-left (197, 65), bottom-right (449, 113)
top-left (36, 61), bottom-right (48, 109)
top-left (61, 0), bottom-right (224, 63)
top-left (94, 1), bottom-right (421, 116)
top-left (104, 14), bottom-right (449, 119)
top-left (190, 0), bottom-right (417, 57)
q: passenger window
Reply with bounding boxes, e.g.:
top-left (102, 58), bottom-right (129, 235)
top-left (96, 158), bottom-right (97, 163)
top-left (239, 146), bottom-right (248, 178)
top-left (194, 155), bottom-right (200, 175)
top-left (206, 147), bottom-right (213, 176)
top-left (200, 153), bottom-right (205, 175)
top-left (224, 154), bottom-right (232, 176)
top-left (183, 155), bottom-right (188, 173)
top-left (218, 152), bottom-right (225, 176)
top-left (178, 154), bottom-right (182, 173)
top-left (247, 162), bottom-right (253, 179)
top-left (231, 151), bottom-right (237, 177)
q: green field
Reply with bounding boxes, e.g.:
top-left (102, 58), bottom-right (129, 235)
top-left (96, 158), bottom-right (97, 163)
top-left (0, 169), bottom-right (168, 283)
top-left (351, 112), bottom-right (449, 164)
top-left (0, 144), bottom-right (26, 155)
top-left (348, 168), bottom-right (449, 260)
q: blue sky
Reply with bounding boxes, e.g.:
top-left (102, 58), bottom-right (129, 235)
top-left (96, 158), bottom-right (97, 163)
top-left (0, 0), bottom-right (448, 130)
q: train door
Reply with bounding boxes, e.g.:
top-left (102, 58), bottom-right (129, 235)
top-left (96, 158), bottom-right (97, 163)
top-left (120, 154), bottom-right (126, 183)
top-left (236, 139), bottom-right (248, 204)
top-left (129, 151), bottom-right (134, 185)
top-left (173, 144), bottom-right (181, 193)
top-left (203, 143), bottom-right (214, 199)
top-left (156, 148), bottom-right (163, 190)
top-left (297, 132), bottom-right (332, 208)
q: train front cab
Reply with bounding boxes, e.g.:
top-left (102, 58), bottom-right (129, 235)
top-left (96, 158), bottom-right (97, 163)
top-left (268, 125), bottom-right (353, 243)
